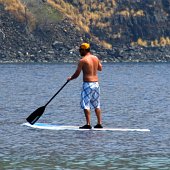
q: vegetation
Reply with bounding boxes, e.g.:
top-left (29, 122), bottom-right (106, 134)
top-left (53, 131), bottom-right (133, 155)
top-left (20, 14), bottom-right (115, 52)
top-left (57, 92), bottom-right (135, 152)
top-left (0, 0), bottom-right (169, 49)
top-left (22, 0), bottom-right (63, 25)
top-left (0, 0), bottom-right (36, 31)
top-left (117, 9), bottom-right (145, 17)
top-left (0, 0), bottom-right (26, 21)
top-left (131, 37), bottom-right (170, 47)
top-left (47, 0), bottom-right (117, 48)
top-left (0, 0), bottom-right (62, 31)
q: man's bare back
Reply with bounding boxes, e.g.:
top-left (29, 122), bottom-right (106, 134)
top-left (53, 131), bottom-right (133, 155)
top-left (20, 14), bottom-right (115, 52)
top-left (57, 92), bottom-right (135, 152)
top-left (69, 53), bottom-right (102, 82)
top-left (81, 53), bottom-right (102, 82)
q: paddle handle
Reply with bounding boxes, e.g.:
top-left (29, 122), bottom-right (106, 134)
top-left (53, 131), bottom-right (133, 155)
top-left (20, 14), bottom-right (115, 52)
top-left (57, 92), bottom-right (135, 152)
top-left (45, 80), bottom-right (69, 107)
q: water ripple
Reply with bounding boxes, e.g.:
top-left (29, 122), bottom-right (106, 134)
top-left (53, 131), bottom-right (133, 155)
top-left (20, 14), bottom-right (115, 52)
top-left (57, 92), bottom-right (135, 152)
top-left (0, 63), bottom-right (170, 169)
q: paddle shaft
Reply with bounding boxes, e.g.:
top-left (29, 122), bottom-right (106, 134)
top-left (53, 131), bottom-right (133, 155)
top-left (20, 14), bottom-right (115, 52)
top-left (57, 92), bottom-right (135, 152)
top-left (26, 81), bottom-right (69, 124)
top-left (45, 80), bottom-right (69, 107)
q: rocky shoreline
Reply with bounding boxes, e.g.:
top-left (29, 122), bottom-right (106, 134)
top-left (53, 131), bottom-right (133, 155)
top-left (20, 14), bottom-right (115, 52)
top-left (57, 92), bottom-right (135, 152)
top-left (1, 43), bottom-right (170, 63)
top-left (1, 4), bottom-right (170, 63)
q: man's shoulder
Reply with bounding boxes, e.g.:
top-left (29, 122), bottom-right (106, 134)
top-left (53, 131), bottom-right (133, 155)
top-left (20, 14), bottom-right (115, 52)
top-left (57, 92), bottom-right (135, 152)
top-left (79, 57), bottom-right (86, 63)
top-left (86, 54), bottom-right (99, 60)
top-left (91, 54), bottom-right (99, 60)
top-left (80, 54), bottom-right (99, 63)
top-left (78, 58), bottom-right (86, 67)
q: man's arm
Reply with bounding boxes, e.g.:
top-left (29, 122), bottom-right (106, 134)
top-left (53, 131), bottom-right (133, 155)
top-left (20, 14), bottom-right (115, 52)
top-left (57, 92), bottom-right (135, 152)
top-left (98, 60), bottom-right (102, 71)
top-left (68, 61), bottom-right (83, 81)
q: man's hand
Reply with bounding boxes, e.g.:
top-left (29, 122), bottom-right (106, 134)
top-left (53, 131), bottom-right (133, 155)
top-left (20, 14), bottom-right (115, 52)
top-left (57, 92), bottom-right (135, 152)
top-left (67, 76), bottom-right (72, 81)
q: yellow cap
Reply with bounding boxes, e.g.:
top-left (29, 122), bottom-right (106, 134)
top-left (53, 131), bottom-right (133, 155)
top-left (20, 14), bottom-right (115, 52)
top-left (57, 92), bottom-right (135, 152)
top-left (80, 43), bottom-right (90, 50)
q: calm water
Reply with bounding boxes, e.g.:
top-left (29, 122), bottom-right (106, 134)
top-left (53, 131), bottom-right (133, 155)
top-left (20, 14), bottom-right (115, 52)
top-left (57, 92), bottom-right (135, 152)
top-left (0, 63), bottom-right (169, 170)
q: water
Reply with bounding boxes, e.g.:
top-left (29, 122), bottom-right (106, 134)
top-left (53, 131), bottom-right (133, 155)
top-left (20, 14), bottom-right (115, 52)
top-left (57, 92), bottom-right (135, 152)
top-left (0, 63), bottom-right (169, 170)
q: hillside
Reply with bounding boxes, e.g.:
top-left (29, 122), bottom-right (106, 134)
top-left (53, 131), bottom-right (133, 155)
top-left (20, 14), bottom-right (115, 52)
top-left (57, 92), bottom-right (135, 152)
top-left (0, 0), bottom-right (170, 63)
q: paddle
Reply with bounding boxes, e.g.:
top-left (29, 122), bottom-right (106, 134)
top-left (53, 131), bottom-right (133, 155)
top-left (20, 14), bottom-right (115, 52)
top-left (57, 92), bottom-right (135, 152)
top-left (26, 80), bottom-right (69, 125)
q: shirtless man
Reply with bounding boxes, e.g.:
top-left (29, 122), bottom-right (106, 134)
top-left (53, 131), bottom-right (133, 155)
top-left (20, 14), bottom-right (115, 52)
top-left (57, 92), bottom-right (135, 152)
top-left (67, 43), bottom-right (103, 129)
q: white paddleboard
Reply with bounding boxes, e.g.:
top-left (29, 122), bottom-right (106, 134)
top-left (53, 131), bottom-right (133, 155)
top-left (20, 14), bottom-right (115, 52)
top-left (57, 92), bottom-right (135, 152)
top-left (22, 123), bottom-right (150, 132)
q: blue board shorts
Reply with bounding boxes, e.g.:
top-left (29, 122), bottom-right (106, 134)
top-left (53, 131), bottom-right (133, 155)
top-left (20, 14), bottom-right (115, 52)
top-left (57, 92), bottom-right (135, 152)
top-left (80, 82), bottom-right (100, 109)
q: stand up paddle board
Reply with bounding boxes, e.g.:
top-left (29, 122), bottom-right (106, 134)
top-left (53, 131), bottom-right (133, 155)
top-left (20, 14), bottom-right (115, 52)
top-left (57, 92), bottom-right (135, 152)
top-left (22, 123), bottom-right (150, 132)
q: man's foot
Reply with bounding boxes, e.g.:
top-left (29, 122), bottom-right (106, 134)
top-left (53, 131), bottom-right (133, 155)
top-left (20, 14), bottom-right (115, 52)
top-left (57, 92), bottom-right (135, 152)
top-left (79, 124), bottom-right (92, 129)
top-left (94, 124), bottom-right (103, 128)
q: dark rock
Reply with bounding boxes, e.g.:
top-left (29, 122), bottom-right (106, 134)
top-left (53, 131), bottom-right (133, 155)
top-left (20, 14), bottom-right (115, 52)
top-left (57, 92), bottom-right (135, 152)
top-left (0, 2), bottom-right (170, 63)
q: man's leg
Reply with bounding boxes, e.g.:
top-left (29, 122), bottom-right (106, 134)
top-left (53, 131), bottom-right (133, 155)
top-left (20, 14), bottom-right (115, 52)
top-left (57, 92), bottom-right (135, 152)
top-left (95, 108), bottom-right (102, 125)
top-left (94, 108), bottom-right (103, 128)
top-left (84, 109), bottom-right (91, 125)
top-left (79, 109), bottom-right (92, 129)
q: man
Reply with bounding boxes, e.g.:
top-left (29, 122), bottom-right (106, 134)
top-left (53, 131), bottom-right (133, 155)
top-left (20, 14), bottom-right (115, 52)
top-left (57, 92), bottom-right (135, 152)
top-left (67, 43), bottom-right (103, 129)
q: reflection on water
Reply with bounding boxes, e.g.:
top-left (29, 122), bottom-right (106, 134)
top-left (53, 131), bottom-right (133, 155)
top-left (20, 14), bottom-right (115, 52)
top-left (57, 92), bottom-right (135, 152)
top-left (0, 63), bottom-right (170, 169)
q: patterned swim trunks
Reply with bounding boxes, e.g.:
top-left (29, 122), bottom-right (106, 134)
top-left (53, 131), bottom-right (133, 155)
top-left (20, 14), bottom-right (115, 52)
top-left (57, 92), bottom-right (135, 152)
top-left (80, 82), bottom-right (100, 109)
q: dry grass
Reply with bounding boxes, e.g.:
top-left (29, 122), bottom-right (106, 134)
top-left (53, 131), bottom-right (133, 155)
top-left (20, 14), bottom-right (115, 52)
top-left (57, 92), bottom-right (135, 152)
top-left (47, 0), bottom-right (116, 49)
top-left (151, 37), bottom-right (170, 47)
top-left (0, 0), bottom-right (26, 22)
top-left (131, 37), bottom-right (170, 47)
top-left (117, 9), bottom-right (145, 17)
top-left (47, 0), bottom-right (116, 31)
top-left (0, 0), bottom-right (36, 31)
top-left (5, 1), bottom-right (169, 49)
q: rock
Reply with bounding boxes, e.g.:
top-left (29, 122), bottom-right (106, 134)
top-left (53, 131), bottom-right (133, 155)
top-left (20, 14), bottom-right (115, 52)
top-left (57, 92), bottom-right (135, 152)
top-left (0, 2), bottom-right (170, 63)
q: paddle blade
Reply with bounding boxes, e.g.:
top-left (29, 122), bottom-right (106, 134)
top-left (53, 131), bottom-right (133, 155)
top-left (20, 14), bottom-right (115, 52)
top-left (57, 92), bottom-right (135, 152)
top-left (26, 106), bottom-right (46, 125)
